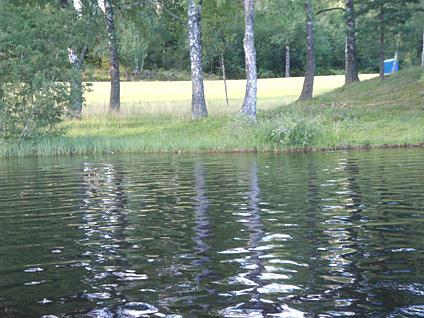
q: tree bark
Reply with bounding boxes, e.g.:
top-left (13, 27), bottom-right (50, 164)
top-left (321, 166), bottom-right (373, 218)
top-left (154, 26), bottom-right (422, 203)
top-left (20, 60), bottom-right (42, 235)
top-left (240, 0), bottom-right (257, 121)
top-left (188, 0), bottom-right (208, 119)
top-left (69, 47), bottom-right (88, 118)
top-left (298, 0), bottom-right (315, 101)
top-left (285, 42), bottom-right (290, 78)
top-left (345, 0), bottom-right (359, 84)
top-left (379, 5), bottom-right (385, 81)
top-left (422, 29), bottom-right (424, 68)
top-left (219, 53), bottom-right (229, 107)
top-left (62, 0), bottom-right (86, 118)
top-left (103, 0), bottom-right (120, 111)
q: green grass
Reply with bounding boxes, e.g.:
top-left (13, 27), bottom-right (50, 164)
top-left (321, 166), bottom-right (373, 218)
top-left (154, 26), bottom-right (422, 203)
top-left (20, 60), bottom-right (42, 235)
top-left (0, 69), bottom-right (422, 158)
top-left (84, 74), bottom-right (376, 115)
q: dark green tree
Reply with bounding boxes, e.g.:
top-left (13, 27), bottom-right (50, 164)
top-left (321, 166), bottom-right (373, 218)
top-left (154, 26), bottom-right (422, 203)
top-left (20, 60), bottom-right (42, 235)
top-left (0, 2), bottom-right (74, 139)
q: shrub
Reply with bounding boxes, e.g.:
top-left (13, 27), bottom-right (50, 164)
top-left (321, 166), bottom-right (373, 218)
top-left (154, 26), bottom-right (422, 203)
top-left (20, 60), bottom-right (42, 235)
top-left (0, 80), bottom-right (68, 140)
top-left (262, 116), bottom-right (317, 148)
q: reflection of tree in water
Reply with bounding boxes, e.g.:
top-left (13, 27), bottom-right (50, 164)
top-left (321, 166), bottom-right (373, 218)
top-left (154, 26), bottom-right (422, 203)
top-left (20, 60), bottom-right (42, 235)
top-left (76, 162), bottom-right (141, 315)
top-left (244, 163), bottom-right (266, 303)
top-left (188, 159), bottom-right (215, 316)
top-left (342, 158), bottom-right (369, 315)
top-left (223, 161), bottom-right (283, 317)
top-left (302, 162), bottom-right (321, 317)
top-left (192, 160), bottom-right (210, 281)
top-left (318, 157), bottom-right (367, 316)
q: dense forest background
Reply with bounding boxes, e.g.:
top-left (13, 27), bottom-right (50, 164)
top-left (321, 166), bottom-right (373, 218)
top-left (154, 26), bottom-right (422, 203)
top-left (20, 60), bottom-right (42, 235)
top-left (59, 0), bottom-right (424, 80)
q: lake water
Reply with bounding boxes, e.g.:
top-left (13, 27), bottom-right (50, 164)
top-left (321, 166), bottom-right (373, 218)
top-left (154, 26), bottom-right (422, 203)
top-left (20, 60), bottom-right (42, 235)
top-left (0, 149), bottom-right (423, 318)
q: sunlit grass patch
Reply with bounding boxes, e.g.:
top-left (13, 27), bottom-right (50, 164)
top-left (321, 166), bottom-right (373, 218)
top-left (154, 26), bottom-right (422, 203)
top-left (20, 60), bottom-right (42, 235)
top-left (83, 74), bottom-right (376, 116)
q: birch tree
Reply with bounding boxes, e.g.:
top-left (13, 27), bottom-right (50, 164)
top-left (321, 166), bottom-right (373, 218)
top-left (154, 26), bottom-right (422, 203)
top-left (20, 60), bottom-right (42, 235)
top-left (240, 0), bottom-right (258, 121)
top-left (188, 0), bottom-right (208, 119)
top-left (62, 0), bottom-right (93, 118)
top-left (298, 0), bottom-right (315, 101)
top-left (102, 0), bottom-right (120, 111)
top-left (422, 29), bottom-right (424, 68)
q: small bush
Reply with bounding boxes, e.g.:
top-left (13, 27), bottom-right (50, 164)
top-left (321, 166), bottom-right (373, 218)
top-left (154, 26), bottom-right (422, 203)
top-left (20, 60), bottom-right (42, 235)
top-left (262, 117), bottom-right (317, 148)
top-left (0, 80), bottom-right (68, 140)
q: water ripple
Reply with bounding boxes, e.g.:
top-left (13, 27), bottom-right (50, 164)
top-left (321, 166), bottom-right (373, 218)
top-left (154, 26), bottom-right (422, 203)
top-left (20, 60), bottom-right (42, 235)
top-left (0, 149), bottom-right (423, 317)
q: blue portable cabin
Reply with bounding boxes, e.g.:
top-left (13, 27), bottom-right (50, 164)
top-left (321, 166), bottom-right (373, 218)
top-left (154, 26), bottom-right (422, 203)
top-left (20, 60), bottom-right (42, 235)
top-left (384, 59), bottom-right (399, 75)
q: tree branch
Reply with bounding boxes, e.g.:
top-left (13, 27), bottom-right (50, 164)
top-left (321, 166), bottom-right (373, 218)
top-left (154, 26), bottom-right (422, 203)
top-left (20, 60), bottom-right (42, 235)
top-left (145, 0), bottom-right (185, 25)
top-left (316, 7), bottom-right (345, 15)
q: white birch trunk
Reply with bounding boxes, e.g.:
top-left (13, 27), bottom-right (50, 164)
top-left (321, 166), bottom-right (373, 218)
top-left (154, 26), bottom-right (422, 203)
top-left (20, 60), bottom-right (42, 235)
top-left (421, 29), bottom-right (423, 68)
top-left (240, 0), bottom-right (257, 121)
top-left (188, 0), bottom-right (208, 119)
top-left (285, 42), bottom-right (290, 78)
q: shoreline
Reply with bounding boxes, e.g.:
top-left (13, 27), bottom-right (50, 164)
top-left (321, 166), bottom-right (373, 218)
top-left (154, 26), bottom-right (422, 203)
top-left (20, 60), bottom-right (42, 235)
top-left (1, 140), bottom-right (423, 159)
top-left (1, 68), bottom-right (422, 159)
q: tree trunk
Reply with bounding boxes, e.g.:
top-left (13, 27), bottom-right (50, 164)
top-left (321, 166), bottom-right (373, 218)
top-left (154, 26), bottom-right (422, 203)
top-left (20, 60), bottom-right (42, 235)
top-left (69, 47), bottom-right (87, 118)
top-left (219, 53), bottom-right (229, 107)
top-left (240, 0), bottom-right (257, 121)
top-left (298, 0), bottom-right (315, 101)
top-left (188, 0), bottom-right (208, 119)
top-left (285, 42), bottom-right (290, 78)
top-left (379, 5), bottom-right (385, 81)
top-left (62, 0), bottom-right (86, 119)
top-left (345, 0), bottom-right (359, 84)
top-left (422, 29), bottom-right (424, 68)
top-left (392, 33), bottom-right (400, 74)
top-left (103, 0), bottom-right (120, 111)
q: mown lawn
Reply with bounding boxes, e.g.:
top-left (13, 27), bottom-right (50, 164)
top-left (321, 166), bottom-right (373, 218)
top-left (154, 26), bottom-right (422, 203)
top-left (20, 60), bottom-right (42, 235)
top-left (84, 74), bottom-right (376, 115)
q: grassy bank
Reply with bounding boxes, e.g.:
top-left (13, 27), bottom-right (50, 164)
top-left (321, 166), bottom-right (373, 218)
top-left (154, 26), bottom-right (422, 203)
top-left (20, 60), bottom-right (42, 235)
top-left (0, 69), bottom-right (422, 158)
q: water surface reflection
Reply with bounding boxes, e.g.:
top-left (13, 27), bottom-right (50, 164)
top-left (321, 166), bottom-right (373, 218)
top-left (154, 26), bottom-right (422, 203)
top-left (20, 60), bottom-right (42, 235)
top-left (0, 149), bottom-right (423, 317)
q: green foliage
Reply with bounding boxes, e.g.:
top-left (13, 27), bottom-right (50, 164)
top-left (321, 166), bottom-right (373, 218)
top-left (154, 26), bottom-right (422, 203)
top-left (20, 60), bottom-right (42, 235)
top-left (75, 0), bottom-right (423, 79)
top-left (261, 117), bottom-right (317, 148)
top-left (0, 80), bottom-right (68, 140)
top-left (356, 0), bottom-right (423, 70)
top-left (202, 0), bottom-right (243, 77)
top-left (0, 2), bottom-right (72, 140)
top-left (117, 19), bottom-right (149, 77)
